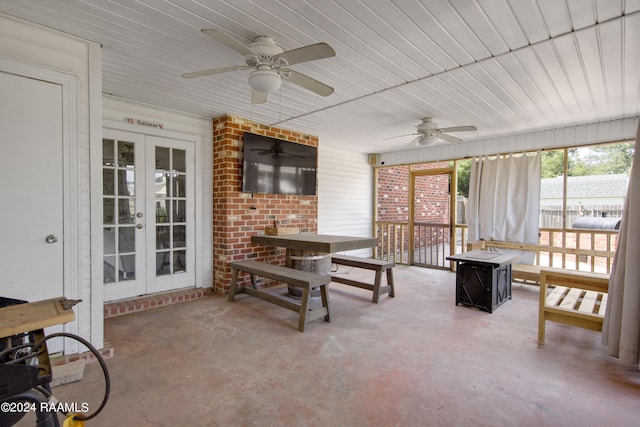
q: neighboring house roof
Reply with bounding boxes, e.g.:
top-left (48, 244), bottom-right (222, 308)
top-left (540, 174), bottom-right (629, 199)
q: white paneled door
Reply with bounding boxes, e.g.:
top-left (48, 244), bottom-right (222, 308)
top-left (0, 71), bottom-right (64, 302)
top-left (102, 130), bottom-right (194, 301)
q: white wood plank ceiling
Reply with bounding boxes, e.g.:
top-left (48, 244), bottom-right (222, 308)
top-left (1, 0), bottom-right (638, 154)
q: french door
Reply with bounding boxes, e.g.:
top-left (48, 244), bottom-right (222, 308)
top-left (102, 129), bottom-right (194, 301)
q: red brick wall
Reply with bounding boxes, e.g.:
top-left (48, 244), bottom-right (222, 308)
top-left (376, 163), bottom-right (451, 223)
top-left (377, 166), bottom-right (410, 222)
top-left (212, 115), bottom-right (318, 293)
top-left (376, 164), bottom-right (451, 248)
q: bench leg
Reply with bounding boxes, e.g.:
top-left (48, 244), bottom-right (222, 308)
top-left (538, 282), bottom-right (546, 346)
top-left (228, 268), bottom-right (239, 302)
top-left (297, 285), bottom-right (331, 332)
top-left (538, 315), bottom-right (546, 346)
top-left (298, 287), bottom-right (311, 333)
top-left (387, 268), bottom-right (395, 298)
top-left (372, 269), bottom-right (383, 303)
top-left (372, 268), bottom-right (395, 303)
top-left (320, 284), bottom-right (331, 323)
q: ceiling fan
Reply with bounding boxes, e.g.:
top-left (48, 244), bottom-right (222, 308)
top-left (393, 118), bottom-right (477, 147)
top-left (181, 29), bottom-right (336, 104)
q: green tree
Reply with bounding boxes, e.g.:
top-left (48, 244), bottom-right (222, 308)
top-left (543, 143), bottom-right (635, 177)
top-left (456, 159), bottom-right (472, 198)
top-left (567, 148), bottom-right (590, 176)
top-left (576, 142), bottom-right (635, 175)
top-left (541, 150), bottom-right (564, 178)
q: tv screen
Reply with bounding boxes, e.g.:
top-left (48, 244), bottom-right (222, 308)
top-left (242, 132), bottom-right (317, 195)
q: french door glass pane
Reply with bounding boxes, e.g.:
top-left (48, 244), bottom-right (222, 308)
top-left (156, 147), bottom-right (170, 170)
top-left (156, 226), bottom-right (170, 249)
top-left (173, 200), bottom-right (186, 222)
top-left (156, 199), bottom-right (170, 223)
top-left (119, 255), bottom-right (136, 281)
top-left (156, 252), bottom-right (170, 275)
top-left (118, 227), bottom-right (135, 253)
top-left (173, 251), bottom-right (186, 273)
top-left (104, 256), bottom-right (116, 283)
top-left (117, 170), bottom-right (135, 196)
top-left (118, 198), bottom-right (135, 224)
top-left (172, 175), bottom-right (186, 197)
top-left (103, 169), bottom-right (114, 194)
top-left (118, 141), bottom-right (135, 168)
top-left (103, 138), bottom-right (137, 285)
top-left (173, 225), bottom-right (186, 248)
top-left (173, 150), bottom-right (186, 172)
top-left (103, 228), bottom-right (115, 255)
top-left (103, 139), bottom-right (115, 166)
top-left (155, 147), bottom-right (187, 276)
top-left (154, 172), bottom-right (168, 197)
top-left (103, 199), bottom-right (115, 224)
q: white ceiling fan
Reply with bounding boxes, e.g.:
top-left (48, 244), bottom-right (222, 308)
top-left (181, 29), bottom-right (336, 104)
top-left (393, 118), bottom-right (477, 147)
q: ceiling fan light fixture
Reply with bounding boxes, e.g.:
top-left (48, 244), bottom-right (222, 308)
top-left (418, 135), bottom-right (438, 146)
top-left (248, 69), bottom-right (282, 93)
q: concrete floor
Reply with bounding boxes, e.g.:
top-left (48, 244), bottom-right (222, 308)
top-left (32, 266), bottom-right (640, 426)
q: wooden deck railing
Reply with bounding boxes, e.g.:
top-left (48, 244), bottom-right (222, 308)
top-left (374, 221), bottom-right (619, 274)
top-left (479, 228), bottom-right (619, 274)
top-left (374, 222), bottom-right (409, 264)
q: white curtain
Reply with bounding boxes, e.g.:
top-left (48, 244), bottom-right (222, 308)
top-left (602, 121), bottom-right (640, 367)
top-left (468, 153), bottom-right (541, 263)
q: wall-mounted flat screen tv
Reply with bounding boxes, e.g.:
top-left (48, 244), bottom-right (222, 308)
top-left (242, 132), bottom-right (318, 195)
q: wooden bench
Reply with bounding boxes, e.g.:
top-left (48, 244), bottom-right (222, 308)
top-left (467, 240), bottom-right (542, 284)
top-left (467, 239), bottom-right (615, 286)
top-left (330, 254), bottom-right (395, 303)
top-left (512, 263), bottom-right (542, 284)
top-left (538, 268), bottom-right (609, 346)
top-left (229, 260), bottom-right (331, 332)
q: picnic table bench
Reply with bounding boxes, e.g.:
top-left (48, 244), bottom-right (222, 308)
top-left (331, 254), bottom-right (395, 303)
top-left (229, 260), bottom-right (331, 332)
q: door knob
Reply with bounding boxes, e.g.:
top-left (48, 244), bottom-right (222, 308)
top-left (46, 234), bottom-right (58, 244)
top-left (136, 224), bottom-right (144, 229)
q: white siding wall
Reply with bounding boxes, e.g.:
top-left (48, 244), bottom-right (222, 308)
top-left (0, 14), bottom-right (101, 346)
top-left (376, 118), bottom-right (639, 166)
top-left (101, 96), bottom-right (213, 290)
top-left (318, 146), bottom-right (373, 256)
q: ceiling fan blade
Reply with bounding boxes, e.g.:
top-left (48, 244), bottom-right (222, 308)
top-left (201, 29), bottom-right (256, 56)
top-left (439, 125), bottom-right (477, 133)
top-left (438, 133), bottom-right (462, 144)
top-left (407, 136), bottom-right (421, 147)
top-left (383, 133), bottom-right (419, 141)
top-left (251, 90), bottom-right (268, 104)
top-left (284, 70), bottom-right (334, 96)
top-left (278, 43), bottom-right (336, 66)
top-left (181, 65), bottom-right (250, 79)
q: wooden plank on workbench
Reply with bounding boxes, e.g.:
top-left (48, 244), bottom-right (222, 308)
top-left (0, 297), bottom-right (75, 338)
